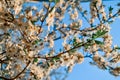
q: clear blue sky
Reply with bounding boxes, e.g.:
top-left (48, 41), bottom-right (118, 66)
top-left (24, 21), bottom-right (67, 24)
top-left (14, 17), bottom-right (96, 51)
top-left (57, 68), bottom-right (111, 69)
top-left (66, 1), bottom-right (120, 80)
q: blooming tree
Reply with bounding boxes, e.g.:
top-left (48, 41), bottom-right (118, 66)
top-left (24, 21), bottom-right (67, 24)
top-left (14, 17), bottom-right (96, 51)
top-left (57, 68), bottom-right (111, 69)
top-left (0, 0), bottom-right (120, 80)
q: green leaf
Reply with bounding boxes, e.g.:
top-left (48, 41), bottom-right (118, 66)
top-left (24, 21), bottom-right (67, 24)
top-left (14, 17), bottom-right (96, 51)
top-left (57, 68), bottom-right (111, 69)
top-left (33, 58), bottom-right (38, 63)
top-left (115, 47), bottom-right (120, 50)
top-left (99, 30), bottom-right (108, 37)
top-left (33, 39), bottom-right (42, 45)
top-left (51, 57), bottom-right (60, 62)
top-left (23, 49), bottom-right (27, 54)
top-left (49, 0), bottom-right (60, 3)
top-left (73, 37), bottom-right (78, 46)
top-left (6, 33), bottom-right (10, 36)
top-left (93, 1), bottom-right (97, 6)
top-left (55, 0), bottom-right (60, 3)
top-left (108, 20), bottom-right (114, 24)
top-left (31, 20), bottom-right (37, 25)
top-left (84, 44), bottom-right (89, 49)
top-left (69, 49), bottom-right (76, 53)
top-left (73, 25), bottom-right (79, 29)
top-left (94, 40), bottom-right (104, 45)
top-left (87, 39), bottom-right (92, 42)
top-left (33, 40), bottom-right (39, 45)
top-left (92, 30), bottom-right (108, 39)
top-left (84, 43), bottom-right (92, 49)
top-left (49, 0), bottom-right (53, 1)
top-left (109, 6), bottom-right (113, 12)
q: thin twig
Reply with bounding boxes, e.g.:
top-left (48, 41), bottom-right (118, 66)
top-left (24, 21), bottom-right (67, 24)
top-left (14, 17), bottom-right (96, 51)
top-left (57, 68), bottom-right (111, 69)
top-left (0, 61), bottom-right (31, 80)
top-left (34, 39), bottom-right (93, 60)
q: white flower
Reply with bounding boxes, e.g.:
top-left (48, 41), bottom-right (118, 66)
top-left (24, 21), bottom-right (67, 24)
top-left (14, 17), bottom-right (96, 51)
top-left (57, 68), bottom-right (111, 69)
top-left (64, 44), bottom-right (71, 50)
top-left (30, 64), bottom-right (44, 78)
top-left (28, 10), bottom-right (33, 17)
top-left (6, 45), bottom-right (18, 57)
top-left (78, 19), bottom-right (82, 26)
top-left (28, 51), bottom-right (34, 57)
top-left (93, 53), bottom-right (100, 62)
top-left (74, 52), bottom-right (84, 64)
top-left (14, 5), bottom-right (22, 15)
top-left (37, 9), bottom-right (44, 16)
top-left (49, 39), bottom-right (54, 48)
top-left (67, 64), bottom-right (74, 72)
top-left (70, 8), bottom-right (79, 20)
top-left (90, 18), bottom-right (95, 24)
top-left (46, 8), bottom-right (55, 30)
top-left (31, 6), bottom-right (37, 10)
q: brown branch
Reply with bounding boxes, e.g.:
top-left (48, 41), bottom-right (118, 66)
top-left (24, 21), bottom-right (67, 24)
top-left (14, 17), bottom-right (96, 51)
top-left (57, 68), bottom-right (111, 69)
top-left (0, 51), bottom-right (6, 55)
top-left (0, 59), bottom-right (8, 64)
top-left (0, 61), bottom-right (31, 80)
top-left (34, 39), bottom-right (93, 60)
top-left (12, 61), bottom-right (31, 80)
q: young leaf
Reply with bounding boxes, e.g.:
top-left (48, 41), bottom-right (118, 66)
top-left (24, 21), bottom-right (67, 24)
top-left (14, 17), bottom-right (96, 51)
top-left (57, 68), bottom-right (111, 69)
top-left (33, 58), bottom-right (38, 63)
top-left (92, 30), bottom-right (107, 39)
top-left (108, 20), bottom-right (114, 24)
top-left (94, 40), bottom-right (104, 45)
top-left (49, 0), bottom-right (53, 2)
top-left (73, 37), bottom-right (77, 46)
top-left (49, 0), bottom-right (60, 4)
top-left (115, 47), bottom-right (120, 50)
top-left (109, 6), bottom-right (113, 12)
top-left (55, 0), bottom-right (60, 3)
top-left (31, 20), bottom-right (37, 25)
top-left (69, 49), bottom-right (76, 53)
top-left (51, 57), bottom-right (60, 62)
top-left (33, 39), bottom-right (42, 45)
top-left (23, 49), bottom-right (27, 54)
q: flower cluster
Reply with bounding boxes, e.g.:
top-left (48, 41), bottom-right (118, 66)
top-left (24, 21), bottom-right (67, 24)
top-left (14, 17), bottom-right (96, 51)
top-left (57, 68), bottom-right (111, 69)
top-left (0, 0), bottom-right (120, 79)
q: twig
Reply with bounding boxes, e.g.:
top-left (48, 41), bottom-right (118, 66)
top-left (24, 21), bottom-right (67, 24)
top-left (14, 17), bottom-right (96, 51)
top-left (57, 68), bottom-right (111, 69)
top-left (0, 61), bottom-right (31, 80)
top-left (34, 40), bottom-right (93, 60)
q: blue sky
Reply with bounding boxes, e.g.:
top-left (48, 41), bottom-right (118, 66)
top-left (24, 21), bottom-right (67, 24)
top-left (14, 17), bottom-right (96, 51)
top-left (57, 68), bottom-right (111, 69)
top-left (66, 1), bottom-right (120, 80)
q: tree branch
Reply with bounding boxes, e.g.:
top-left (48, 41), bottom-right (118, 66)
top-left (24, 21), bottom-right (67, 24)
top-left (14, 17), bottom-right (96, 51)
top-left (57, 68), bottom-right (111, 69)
top-left (0, 61), bottom-right (31, 80)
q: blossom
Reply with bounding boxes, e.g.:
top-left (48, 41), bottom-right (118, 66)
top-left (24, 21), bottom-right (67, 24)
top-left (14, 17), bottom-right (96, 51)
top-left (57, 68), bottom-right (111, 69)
top-left (14, 5), bottom-right (22, 15)
top-left (0, 0), bottom-right (120, 79)
top-left (49, 39), bottom-right (54, 48)
top-left (46, 8), bottom-right (55, 30)
top-left (30, 64), bottom-right (44, 78)
top-left (70, 9), bottom-right (78, 20)
top-left (27, 10), bottom-right (33, 18)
